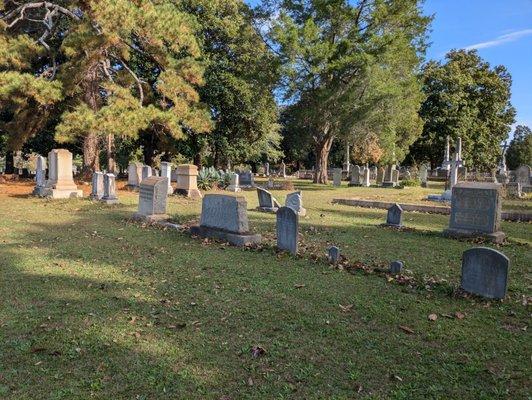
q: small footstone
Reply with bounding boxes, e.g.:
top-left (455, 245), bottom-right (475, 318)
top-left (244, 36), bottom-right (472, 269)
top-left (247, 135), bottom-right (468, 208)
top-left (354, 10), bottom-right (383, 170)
top-left (328, 246), bottom-right (340, 265)
top-left (389, 261), bottom-right (403, 274)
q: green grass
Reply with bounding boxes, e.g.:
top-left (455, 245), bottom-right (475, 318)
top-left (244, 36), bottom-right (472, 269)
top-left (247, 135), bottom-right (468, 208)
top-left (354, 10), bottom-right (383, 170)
top-left (0, 180), bottom-right (530, 399)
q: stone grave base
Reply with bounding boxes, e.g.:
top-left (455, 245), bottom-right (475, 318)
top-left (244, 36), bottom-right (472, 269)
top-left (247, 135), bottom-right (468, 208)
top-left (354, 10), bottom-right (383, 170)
top-left (32, 186), bottom-right (46, 196)
top-left (256, 206), bottom-right (278, 213)
top-left (101, 197), bottom-right (119, 205)
top-left (132, 213), bottom-right (169, 223)
top-left (381, 223), bottom-right (403, 228)
top-left (443, 228), bottom-right (506, 244)
top-left (382, 182), bottom-right (397, 188)
top-left (190, 225), bottom-right (261, 247)
top-left (174, 188), bottom-right (202, 199)
top-left (348, 183), bottom-right (361, 187)
top-left (39, 188), bottom-right (83, 199)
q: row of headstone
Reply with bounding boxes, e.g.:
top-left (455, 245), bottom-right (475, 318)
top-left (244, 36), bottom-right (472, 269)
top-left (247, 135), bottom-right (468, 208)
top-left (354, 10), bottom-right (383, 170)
top-left (256, 187), bottom-right (306, 216)
top-left (348, 166), bottom-right (370, 187)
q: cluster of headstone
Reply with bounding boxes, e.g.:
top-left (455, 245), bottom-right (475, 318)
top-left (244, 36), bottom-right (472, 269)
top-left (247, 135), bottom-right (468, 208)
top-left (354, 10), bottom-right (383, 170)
top-left (348, 165), bottom-right (370, 187)
top-left (256, 187), bottom-right (306, 216)
top-left (90, 171), bottom-right (118, 204)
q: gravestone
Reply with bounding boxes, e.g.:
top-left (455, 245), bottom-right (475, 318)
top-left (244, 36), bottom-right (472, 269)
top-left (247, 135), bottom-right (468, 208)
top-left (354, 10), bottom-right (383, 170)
top-left (264, 162), bottom-right (270, 176)
top-left (389, 261), bottom-right (403, 274)
top-left (190, 194), bottom-right (261, 246)
top-left (419, 165), bottom-right (429, 188)
top-left (238, 171), bottom-right (254, 188)
top-left (392, 170), bottom-right (400, 186)
top-left (276, 207), bottom-right (298, 255)
top-left (227, 173), bottom-right (241, 192)
top-left (384, 203), bottom-right (403, 227)
top-left (444, 182), bottom-right (505, 243)
top-left (90, 171), bottom-right (105, 200)
top-left (257, 187), bottom-right (281, 212)
top-left (175, 164), bottom-right (202, 199)
top-left (349, 165), bottom-right (361, 186)
top-left (285, 191), bottom-right (306, 216)
top-left (133, 177), bottom-right (169, 222)
top-left (382, 165), bottom-right (397, 188)
top-left (40, 149), bottom-right (83, 199)
top-left (361, 167), bottom-right (370, 187)
top-left (461, 247), bottom-right (509, 299)
top-left (32, 155), bottom-right (47, 196)
top-left (328, 246), bottom-right (340, 265)
top-left (505, 182), bottom-right (522, 198)
top-left (160, 162), bottom-right (173, 195)
top-left (141, 165), bottom-right (152, 181)
top-left (333, 168), bottom-right (342, 187)
top-left (280, 162), bottom-right (287, 178)
top-left (101, 173), bottom-right (119, 204)
top-left (370, 166), bottom-right (378, 180)
top-left (127, 162), bottom-right (143, 188)
top-left (376, 167), bottom-right (385, 186)
top-left (515, 165), bottom-right (531, 188)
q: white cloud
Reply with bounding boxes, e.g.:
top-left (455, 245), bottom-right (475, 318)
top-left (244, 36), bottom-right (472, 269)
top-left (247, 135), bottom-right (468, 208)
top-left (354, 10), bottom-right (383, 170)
top-left (464, 29), bottom-right (532, 50)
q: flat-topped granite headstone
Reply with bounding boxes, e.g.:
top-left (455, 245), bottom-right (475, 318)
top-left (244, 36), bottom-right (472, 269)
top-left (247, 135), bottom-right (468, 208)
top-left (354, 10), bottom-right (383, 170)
top-left (285, 191), bottom-right (306, 217)
top-left (238, 171), bottom-right (254, 188)
top-left (276, 207), bottom-right (298, 255)
top-left (133, 177), bottom-right (169, 222)
top-left (384, 203), bottom-right (403, 227)
top-left (461, 247), bottom-right (509, 299)
top-left (40, 149), bottom-right (83, 199)
top-left (257, 187), bottom-right (281, 212)
top-left (444, 182), bottom-right (505, 243)
top-left (90, 172), bottom-right (105, 200)
top-left (101, 173), bottom-right (118, 204)
top-left (190, 194), bottom-right (261, 246)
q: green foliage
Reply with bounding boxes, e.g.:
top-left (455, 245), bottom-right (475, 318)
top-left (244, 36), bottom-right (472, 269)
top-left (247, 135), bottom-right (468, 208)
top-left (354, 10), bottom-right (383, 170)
top-left (400, 178), bottom-right (420, 187)
top-left (197, 166), bottom-right (230, 190)
top-left (264, 0), bottom-right (430, 182)
top-left (506, 125), bottom-right (531, 170)
top-left (408, 50), bottom-right (516, 170)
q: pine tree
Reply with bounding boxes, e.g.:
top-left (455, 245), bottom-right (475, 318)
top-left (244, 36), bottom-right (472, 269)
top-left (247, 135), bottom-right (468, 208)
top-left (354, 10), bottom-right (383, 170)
top-left (1, 1), bottom-right (211, 177)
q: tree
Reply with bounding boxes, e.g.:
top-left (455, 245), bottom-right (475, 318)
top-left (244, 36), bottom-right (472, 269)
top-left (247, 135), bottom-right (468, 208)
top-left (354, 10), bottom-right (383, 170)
top-left (407, 50), bottom-right (516, 170)
top-left (1, 1), bottom-right (211, 178)
top-left (259, 0), bottom-right (430, 183)
top-left (506, 125), bottom-right (531, 170)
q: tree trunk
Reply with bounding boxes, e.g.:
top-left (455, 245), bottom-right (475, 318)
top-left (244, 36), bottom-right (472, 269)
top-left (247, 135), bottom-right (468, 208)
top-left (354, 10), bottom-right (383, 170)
top-left (106, 133), bottom-right (116, 174)
top-left (4, 150), bottom-right (14, 174)
top-left (81, 67), bottom-right (101, 180)
top-left (313, 135), bottom-right (334, 184)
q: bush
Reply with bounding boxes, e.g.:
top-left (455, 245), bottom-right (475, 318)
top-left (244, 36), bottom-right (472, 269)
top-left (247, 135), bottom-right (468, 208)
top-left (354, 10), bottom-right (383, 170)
top-left (197, 167), bottom-right (232, 190)
top-left (401, 178), bottom-right (420, 187)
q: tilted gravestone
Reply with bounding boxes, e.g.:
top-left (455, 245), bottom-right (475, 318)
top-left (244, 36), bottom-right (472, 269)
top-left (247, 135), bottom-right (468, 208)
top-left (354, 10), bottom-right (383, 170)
top-left (90, 171), bottom-right (105, 200)
top-left (384, 203), bottom-right (403, 227)
top-left (256, 187), bottom-right (281, 212)
top-left (101, 173), bottom-right (119, 204)
top-left (133, 177), bottom-right (169, 222)
top-left (444, 182), bottom-right (505, 243)
top-left (461, 247), bottom-right (509, 299)
top-left (276, 207), bottom-right (298, 255)
top-left (190, 194), bottom-right (261, 246)
top-left (285, 191), bottom-right (306, 216)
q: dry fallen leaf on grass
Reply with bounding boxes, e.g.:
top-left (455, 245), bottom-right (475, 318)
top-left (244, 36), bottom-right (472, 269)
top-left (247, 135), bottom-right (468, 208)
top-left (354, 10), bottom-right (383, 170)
top-left (339, 304), bottom-right (353, 312)
top-left (455, 311), bottom-right (465, 319)
top-left (428, 313), bottom-right (438, 321)
top-left (399, 325), bottom-right (415, 334)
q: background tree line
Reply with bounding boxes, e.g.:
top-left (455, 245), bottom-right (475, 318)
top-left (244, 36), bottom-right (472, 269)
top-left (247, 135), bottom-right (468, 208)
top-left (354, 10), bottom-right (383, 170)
top-left (0, 0), bottom-right (529, 181)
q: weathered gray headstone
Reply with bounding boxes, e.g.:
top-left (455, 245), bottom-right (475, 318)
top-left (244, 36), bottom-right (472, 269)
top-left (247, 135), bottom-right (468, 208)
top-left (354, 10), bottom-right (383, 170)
top-left (160, 162), bottom-right (173, 195)
top-left (32, 155), bottom-right (47, 196)
top-left (257, 187), bottom-right (281, 212)
top-left (382, 165), bottom-right (397, 188)
top-left (238, 171), bottom-right (254, 187)
top-left (444, 182), bottom-right (505, 243)
top-left (101, 173), bottom-right (118, 204)
top-left (190, 194), bottom-right (261, 246)
top-left (385, 203), bottom-right (403, 227)
top-left (419, 165), bottom-right (429, 188)
top-left (333, 168), bottom-right (342, 187)
top-left (127, 162), bottom-right (143, 188)
top-left (389, 260), bottom-right (403, 274)
top-left (90, 171), bottom-right (105, 200)
top-left (133, 177), bottom-right (168, 221)
top-left (361, 167), bottom-right (370, 187)
top-left (276, 207), bottom-right (298, 255)
top-left (505, 182), bottom-right (522, 198)
top-left (461, 247), bottom-right (509, 299)
top-left (376, 167), bottom-right (384, 185)
top-left (349, 165), bottom-right (361, 186)
top-left (227, 172), bottom-right (241, 192)
top-left (280, 162), bottom-right (287, 178)
top-left (141, 165), bottom-right (152, 181)
top-left (285, 191), bottom-right (306, 216)
top-left (328, 246), bottom-right (340, 265)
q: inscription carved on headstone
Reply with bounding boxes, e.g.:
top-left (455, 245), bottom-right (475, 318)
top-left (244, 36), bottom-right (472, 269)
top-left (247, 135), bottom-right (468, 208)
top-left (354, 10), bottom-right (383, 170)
top-left (461, 247), bottom-right (509, 299)
top-left (444, 182), bottom-right (505, 243)
top-left (133, 177), bottom-right (169, 221)
top-left (101, 173), bottom-right (119, 204)
top-left (276, 207), bottom-right (298, 255)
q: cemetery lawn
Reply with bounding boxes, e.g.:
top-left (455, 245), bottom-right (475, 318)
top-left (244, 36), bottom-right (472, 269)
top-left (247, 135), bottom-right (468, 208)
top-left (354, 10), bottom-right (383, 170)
top-left (1, 181), bottom-right (530, 399)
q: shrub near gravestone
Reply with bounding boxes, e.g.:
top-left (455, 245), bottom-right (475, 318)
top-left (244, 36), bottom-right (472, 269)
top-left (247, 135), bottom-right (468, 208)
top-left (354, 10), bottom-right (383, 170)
top-left (461, 247), bottom-right (509, 299)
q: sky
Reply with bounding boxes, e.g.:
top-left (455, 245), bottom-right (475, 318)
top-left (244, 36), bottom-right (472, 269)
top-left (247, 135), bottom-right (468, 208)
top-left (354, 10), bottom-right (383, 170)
top-left (246, 0), bottom-right (532, 135)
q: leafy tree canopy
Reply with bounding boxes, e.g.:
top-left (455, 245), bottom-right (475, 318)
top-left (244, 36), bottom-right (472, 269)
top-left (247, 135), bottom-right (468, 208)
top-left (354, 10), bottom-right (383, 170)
top-left (506, 125), bottom-right (531, 170)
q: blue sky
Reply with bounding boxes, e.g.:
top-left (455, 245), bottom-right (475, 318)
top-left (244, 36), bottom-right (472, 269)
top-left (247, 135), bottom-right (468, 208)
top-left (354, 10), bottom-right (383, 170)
top-left (246, 0), bottom-right (532, 134)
